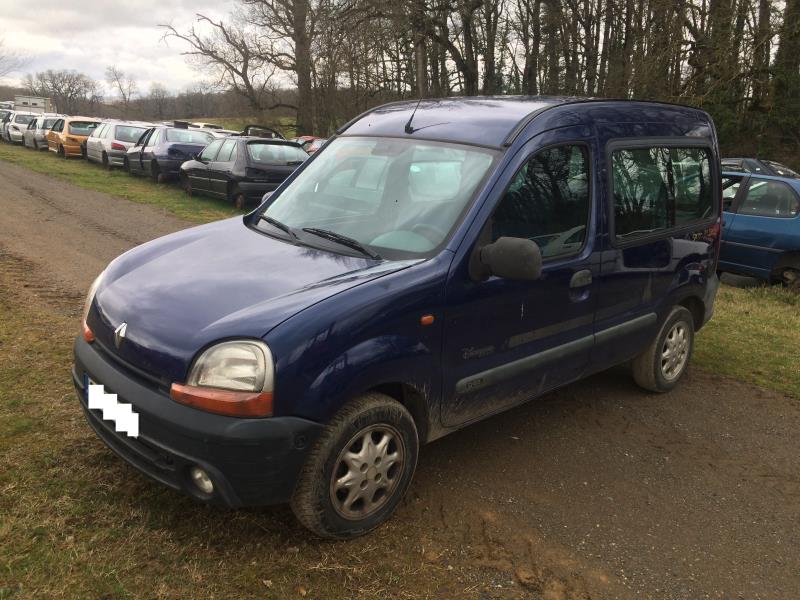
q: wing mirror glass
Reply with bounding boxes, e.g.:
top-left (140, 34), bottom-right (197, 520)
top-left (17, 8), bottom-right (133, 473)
top-left (477, 236), bottom-right (542, 281)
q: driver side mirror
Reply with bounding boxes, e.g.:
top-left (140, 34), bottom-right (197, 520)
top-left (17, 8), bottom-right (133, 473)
top-left (476, 237), bottom-right (542, 281)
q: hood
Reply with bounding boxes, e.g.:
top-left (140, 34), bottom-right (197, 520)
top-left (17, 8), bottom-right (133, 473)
top-left (88, 218), bottom-right (417, 382)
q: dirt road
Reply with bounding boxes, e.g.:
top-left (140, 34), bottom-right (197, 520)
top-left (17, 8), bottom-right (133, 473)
top-left (1, 159), bottom-right (799, 599)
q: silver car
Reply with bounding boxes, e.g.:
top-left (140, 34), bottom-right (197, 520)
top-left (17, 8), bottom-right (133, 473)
top-left (85, 120), bottom-right (152, 169)
top-left (2, 111), bottom-right (38, 143)
top-left (23, 114), bottom-right (64, 150)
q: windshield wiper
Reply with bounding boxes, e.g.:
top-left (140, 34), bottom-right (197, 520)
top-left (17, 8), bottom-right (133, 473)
top-left (259, 215), bottom-right (298, 241)
top-left (301, 228), bottom-right (382, 260)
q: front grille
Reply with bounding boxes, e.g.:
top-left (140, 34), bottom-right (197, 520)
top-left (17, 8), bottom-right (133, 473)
top-left (92, 339), bottom-right (171, 393)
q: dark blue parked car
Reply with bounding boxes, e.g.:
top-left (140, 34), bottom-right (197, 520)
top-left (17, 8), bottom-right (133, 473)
top-left (719, 171), bottom-right (800, 285)
top-left (73, 97), bottom-right (722, 538)
top-left (125, 126), bottom-right (216, 183)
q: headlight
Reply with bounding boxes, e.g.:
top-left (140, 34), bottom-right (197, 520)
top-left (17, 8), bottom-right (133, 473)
top-left (171, 341), bottom-right (274, 417)
top-left (81, 272), bottom-right (104, 342)
top-left (187, 340), bottom-right (273, 392)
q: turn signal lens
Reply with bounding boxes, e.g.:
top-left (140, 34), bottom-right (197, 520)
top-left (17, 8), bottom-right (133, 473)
top-left (82, 320), bottom-right (95, 342)
top-left (170, 383), bottom-right (273, 417)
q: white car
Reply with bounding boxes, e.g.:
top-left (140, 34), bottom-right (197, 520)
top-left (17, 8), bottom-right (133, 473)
top-left (2, 111), bottom-right (38, 144)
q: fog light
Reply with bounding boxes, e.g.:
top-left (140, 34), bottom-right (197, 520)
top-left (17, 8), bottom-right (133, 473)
top-left (189, 466), bottom-right (214, 495)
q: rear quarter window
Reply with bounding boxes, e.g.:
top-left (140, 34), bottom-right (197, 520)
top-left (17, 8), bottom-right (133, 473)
top-left (611, 145), bottom-right (714, 242)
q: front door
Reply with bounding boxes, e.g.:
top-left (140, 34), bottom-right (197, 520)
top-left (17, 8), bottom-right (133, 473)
top-left (441, 128), bottom-right (599, 427)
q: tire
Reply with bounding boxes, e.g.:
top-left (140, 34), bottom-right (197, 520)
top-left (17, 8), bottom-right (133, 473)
top-left (291, 393), bottom-right (419, 539)
top-left (632, 306), bottom-right (695, 393)
top-left (152, 162), bottom-right (166, 184)
top-left (32, 140), bottom-right (38, 151)
top-left (122, 158), bottom-right (130, 173)
top-left (233, 189), bottom-right (246, 210)
top-left (181, 175), bottom-right (193, 196)
top-left (58, 145), bottom-right (65, 158)
top-left (102, 152), bottom-right (111, 170)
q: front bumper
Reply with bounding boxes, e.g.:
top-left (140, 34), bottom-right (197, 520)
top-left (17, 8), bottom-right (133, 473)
top-left (72, 336), bottom-right (322, 507)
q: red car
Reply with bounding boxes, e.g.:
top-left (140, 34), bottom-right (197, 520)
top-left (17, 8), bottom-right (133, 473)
top-left (290, 135), bottom-right (327, 154)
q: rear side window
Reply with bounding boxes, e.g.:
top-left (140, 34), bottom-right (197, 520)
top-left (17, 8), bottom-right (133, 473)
top-left (247, 142), bottom-right (307, 164)
top-left (611, 146), bottom-right (713, 241)
top-left (492, 144), bottom-right (590, 259)
top-left (68, 121), bottom-right (98, 135)
top-left (739, 179), bottom-right (799, 218)
top-left (115, 125), bottom-right (147, 143)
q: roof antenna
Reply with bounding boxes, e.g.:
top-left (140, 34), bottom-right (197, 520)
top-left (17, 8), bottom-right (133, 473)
top-left (404, 98), bottom-right (423, 134)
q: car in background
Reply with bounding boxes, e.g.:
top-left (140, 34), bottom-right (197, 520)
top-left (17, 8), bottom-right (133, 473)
top-left (0, 109), bottom-right (11, 133)
top-left (125, 125), bottom-right (215, 182)
top-left (2, 111), bottom-right (38, 143)
top-left (47, 117), bottom-right (101, 158)
top-left (23, 114), bottom-right (64, 150)
top-left (206, 129), bottom-right (239, 138)
top-left (85, 120), bottom-right (152, 170)
top-left (721, 157), bottom-right (800, 179)
top-left (290, 135), bottom-right (326, 154)
top-left (720, 170), bottom-right (800, 286)
top-left (180, 137), bottom-right (308, 208)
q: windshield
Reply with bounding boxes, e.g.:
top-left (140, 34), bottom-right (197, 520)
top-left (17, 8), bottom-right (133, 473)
top-left (247, 142), bottom-right (307, 164)
top-left (116, 125), bottom-right (148, 143)
top-left (764, 160), bottom-right (800, 179)
top-left (262, 136), bottom-right (497, 259)
top-left (68, 121), bottom-right (99, 135)
top-left (166, 128), bottom-right (215, 144)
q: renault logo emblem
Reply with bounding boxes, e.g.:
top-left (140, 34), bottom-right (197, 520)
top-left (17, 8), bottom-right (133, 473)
top-left (114, 322), bottom-right (128, 349)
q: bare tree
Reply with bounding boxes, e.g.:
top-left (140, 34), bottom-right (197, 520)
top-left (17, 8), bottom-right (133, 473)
top-left (25, 70), bottom-right (99, 114)
top-left (0, 36), bottom-right (27, 79)
top-left (161, 14), bottom-right (293, 119)
top-left (105, 65), bottom-right (138, 118)
top-left (148, 83), bottom-right (171, 120)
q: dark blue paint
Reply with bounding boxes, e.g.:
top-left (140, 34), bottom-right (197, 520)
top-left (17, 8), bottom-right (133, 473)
top-left (77, 97), bottom-right (722, 505)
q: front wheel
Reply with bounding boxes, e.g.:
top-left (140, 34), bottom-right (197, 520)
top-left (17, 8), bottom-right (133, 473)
top-left (632, 306), bottom-right (695, 392)
top-left (58, 145), bottom-right (65, 158)
top-left (181, 175), bottom-right (193, 196)
top-left (233, 190), bottom-right (246, 210)
top-left (291, 393), bottom-right (419, 539)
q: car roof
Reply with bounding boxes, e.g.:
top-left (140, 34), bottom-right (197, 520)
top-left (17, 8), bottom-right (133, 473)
top-left (340, 96), bottom-right (711, 148)
top-left (722, 170), bottom-right (800, 186)
top-left (239, 136), bottom-right (303, 145)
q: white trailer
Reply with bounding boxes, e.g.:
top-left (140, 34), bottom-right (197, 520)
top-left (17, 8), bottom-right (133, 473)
top-left (14, 96), bottom-right (55, 113)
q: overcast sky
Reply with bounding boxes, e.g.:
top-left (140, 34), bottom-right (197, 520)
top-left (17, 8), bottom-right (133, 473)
top-left (0, 0), bottom-right (235, 95)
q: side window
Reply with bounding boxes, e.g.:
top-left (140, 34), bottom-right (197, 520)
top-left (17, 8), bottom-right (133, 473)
top-left (200, 140), bottom-right (224, 161)
top-left (492, 145), bottom-right (590, 259)
top-left (739, 179), bottom-right (800, 218)
top-left (722, 175), bottom-right (744, 211)
top-left (611, 146), bottom-right (713, 241)
top-left (107, 125), bottom-right (117, 140)
top-left (217, 139), bottom-right (237, 162)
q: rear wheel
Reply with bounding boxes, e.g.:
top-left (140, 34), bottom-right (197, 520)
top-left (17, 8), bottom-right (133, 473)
top-left (102, 152), bottom-right (111, 170)
top-left (32, 140), bottom-right (38, 151)
top-left (780, 267), bottom-right (800, 291)
top-left (291, 393), bottom-right (419, 539)
top-left (181, 175), bottom-right (193, 196)
top-left (58, 145), bottom-right (65, 158)
top-left (151, 162), bottom-right (166, 184)
top-left (632, 306), bottom-right (695, 393)
top-left (233, 189), bottom-right (246, 210)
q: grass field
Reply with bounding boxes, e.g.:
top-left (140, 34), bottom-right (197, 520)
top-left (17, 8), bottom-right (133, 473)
top-left (694, 282), bottom-right (800, 398)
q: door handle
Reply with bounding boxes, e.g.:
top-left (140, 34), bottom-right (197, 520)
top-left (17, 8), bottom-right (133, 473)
top-left (570, 269), bottom-right (593, 289)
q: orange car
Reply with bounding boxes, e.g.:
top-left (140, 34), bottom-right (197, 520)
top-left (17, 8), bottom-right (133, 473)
top-left (47, 116), bottom-right (101, 158)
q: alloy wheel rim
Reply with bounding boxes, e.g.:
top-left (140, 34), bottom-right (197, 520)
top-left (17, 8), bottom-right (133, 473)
top-left (330, 424), bottom-right (405, 520)
top-left (661, 321), bottom-right (689, 381)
